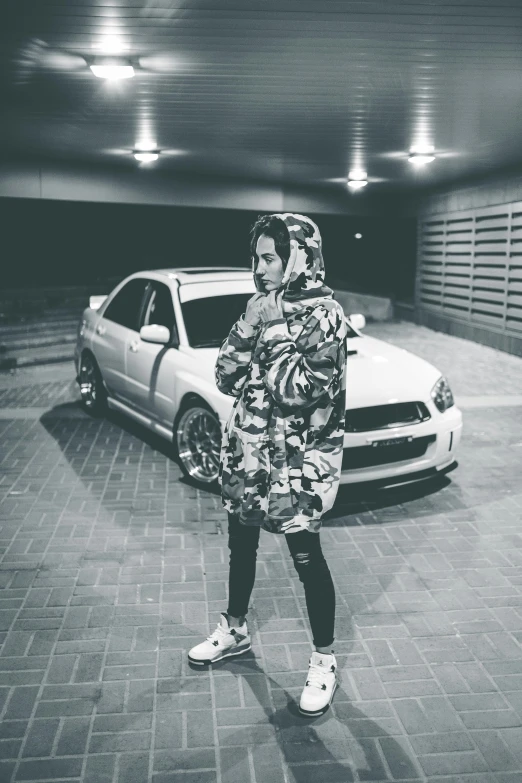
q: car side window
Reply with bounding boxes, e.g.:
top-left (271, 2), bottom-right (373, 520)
top-left (142, 282), bottom-right (178, 343)
top-left (103, 279), bottom-right (149, 331)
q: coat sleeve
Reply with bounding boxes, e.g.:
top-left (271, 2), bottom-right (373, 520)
top-left (256, 305), bottom-right (346, 409)
top-left (214, 315), bottom-right (259, 397)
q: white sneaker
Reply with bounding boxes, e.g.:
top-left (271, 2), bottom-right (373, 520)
top-left (188, 612), bottom-right (251, 665)
top-left (299, 651), bottom-right (338, 716)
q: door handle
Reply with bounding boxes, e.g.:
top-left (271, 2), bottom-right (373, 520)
top-left (129, 340), bottom-right (139, 353)
top-left (96, 324), bottom-right (106, 336)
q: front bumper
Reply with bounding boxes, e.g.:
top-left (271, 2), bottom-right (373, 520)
top-left (339, 403), bottom-right (463, 486)
top-left (342, 458), bottom-right (458, 492)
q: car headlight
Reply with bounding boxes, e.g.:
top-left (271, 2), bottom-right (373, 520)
top-left (431, 376), bottom-right (454, 413)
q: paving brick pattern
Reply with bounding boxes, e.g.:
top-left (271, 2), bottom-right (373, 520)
top-left (0, 326), bottom-right (522, 782)
top-left (0, 382), bottom-right (75, 409)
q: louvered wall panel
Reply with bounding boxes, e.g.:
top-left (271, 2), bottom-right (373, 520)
top-left (416, 202), bottom-right (522, 354)
top-left (508, 209), bottom-right (522, 333)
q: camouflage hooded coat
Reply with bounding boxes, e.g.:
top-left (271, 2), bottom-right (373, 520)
top-left (215, 213), bottom-right (347, 534)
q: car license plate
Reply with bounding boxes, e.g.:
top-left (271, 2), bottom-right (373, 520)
top-left (370, 436), bottom-right (413, 448)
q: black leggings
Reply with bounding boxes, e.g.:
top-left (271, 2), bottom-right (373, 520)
top-left (226, 512), bottom-right (336, 648)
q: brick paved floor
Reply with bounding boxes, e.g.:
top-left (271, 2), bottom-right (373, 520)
top-left (0, 325), bottom-right (522, 783)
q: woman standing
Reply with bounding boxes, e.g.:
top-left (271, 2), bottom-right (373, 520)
top-left (188, 213), bottom-right (347, 717)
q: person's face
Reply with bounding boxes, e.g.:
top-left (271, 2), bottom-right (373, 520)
top-left (255, 234), bottom-right (285, 292)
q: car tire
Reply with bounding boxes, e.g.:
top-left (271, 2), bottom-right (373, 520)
top-left (78, 352), bottom-right (108, 417)
top-left (174, 400), bottom-right (221, 488)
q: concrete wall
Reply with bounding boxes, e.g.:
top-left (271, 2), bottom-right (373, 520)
top-left (415, 165), bottom-right (522, 217)
top-left (334, 290), bottom-right (393, 322)
top-left (0, 195), bottom-right (417, 296)
top-left (0, 157), bottom-right (400, 216)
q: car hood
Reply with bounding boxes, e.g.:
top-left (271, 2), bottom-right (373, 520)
top-left (188, 336), bottom-right (442, 410)
top-left (343, 336), bottom-right (441, 408)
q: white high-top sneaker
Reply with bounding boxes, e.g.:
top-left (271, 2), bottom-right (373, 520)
top-left (188, 612), bottom-right (251, 665)
top-left (299, 651), bottom-right (338, 716)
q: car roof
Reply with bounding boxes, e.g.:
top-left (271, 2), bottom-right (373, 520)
top-left (152, 267), bottom-right (252, 285)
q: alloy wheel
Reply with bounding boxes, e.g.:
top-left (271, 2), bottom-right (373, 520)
top-left (176, 406), bottom-right (221, 485)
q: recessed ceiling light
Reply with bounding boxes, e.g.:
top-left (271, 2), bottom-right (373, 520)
top-left (355, 233), bottom-right (363, 239)
top-left (90, 58), bottom-right (134, 79)
top-left (349, 169), bottom-right (367, 181)
top-left (348, 169), bottom-right (368, 189)
top-left (410, 143), bottom-right (435, 154)
top-left (134, 141), bottom-right (157, 152)
top-left (133, 150), bottom-right (159, 163)
top-left (408, 153), bottom-right (436, 165)
top-left (94, 36), bottom-right (127, 55)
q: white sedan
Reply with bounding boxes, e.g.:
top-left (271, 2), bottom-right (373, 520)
top-left (75, 267), bottom-right (462, 490)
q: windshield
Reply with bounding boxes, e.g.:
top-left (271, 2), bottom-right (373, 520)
top-left (181, 293), bottom-right (359, 348)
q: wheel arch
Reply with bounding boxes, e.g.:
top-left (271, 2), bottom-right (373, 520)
top-left (78, 348), bottom-right (109, 415)
top-left (176, 392), bottom-right (219, 420)
top-left (79, 348), bottom-right (109, 392)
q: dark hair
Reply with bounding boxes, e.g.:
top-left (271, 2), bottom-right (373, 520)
top-left (250, 215), bottom-right (291, 268)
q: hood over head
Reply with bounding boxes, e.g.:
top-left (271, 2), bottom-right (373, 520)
top-left (252, 212), bottom-right (334, 313)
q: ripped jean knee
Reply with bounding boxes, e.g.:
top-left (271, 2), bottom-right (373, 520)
top-left (292, 550), bottom-right (328, 583)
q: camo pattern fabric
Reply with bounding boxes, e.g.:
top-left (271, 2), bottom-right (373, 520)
top-left (215, 213), bottom-right (347, 534)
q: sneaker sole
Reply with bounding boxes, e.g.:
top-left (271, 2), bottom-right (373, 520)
top-left (188, 643), bottom-right (252, 666)
top-left (298, 680), bottom-right (338, 717)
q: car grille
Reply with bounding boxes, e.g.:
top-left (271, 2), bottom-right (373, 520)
top-left (345, 402), bottom-right (431, 433)
top-left (342, 434), bottom-right (436, 470)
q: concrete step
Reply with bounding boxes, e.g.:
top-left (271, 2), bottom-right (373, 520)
top-left (0, 333), bottom-right (77, 352)
top-left (0, 308), bottom-right (80, 369)
top-left (0, 306), bottom-right (86, 324)
top-left (0, 315), bottom-right (80, 339)
top-left (0, 282), bottom-right (117, 322)
top-left (0, 342), bottom-right (75, 370)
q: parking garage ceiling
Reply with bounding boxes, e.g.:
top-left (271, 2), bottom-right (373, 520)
top-left (2, 1), bottom-right (522, 193)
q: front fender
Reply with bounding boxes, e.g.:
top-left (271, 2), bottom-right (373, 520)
top-left (174, 370), bottom-right (234, 426)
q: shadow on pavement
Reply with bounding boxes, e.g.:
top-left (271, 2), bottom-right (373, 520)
top-left (126, 612), bottom-right (422, 782)
top-left (41, 401), bottom-right (220, 493)
top-left (37, 401), bottom-right (425, 779)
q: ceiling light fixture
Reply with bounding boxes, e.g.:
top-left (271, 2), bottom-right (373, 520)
top-left (410, 143), bottom-right (434, 153)
top-left (408, 153), bottom-right (436, 165)
top-left (90, 58), bottom-right (135, 79)
top-left (133, 150), bottom-right (160, 163)
top-left (348, 169), bottom-right (368, 189)
top-left (408, 142), bottom-right (436, 165)
top-left (95, 36), bottom-right (127, 55)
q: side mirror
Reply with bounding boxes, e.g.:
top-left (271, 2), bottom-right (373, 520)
top-left (348, 313), bottom-right (366, 331)
top-left (140, 324), bottom-right (171, 344)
